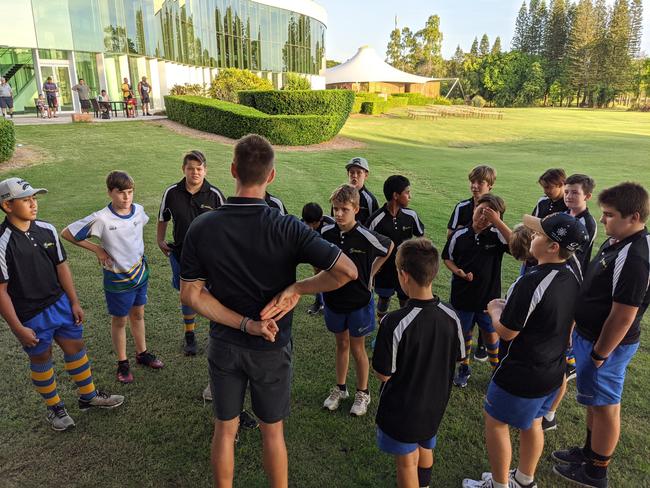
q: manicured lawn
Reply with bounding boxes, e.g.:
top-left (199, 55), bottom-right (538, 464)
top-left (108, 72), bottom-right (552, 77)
top-left (1, 108), bottom-right (649, 487)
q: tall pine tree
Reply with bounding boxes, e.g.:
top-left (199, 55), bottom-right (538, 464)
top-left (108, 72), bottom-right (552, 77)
top-left (512, 2), bottom-right (530, 52)
top-left (567, 0), bottom-right (598, 105)
top-left (386, 27), bottom-right (403, 69)
top-left (491, 37), bottom-right (502, 54)
top-left (470, 37), bottom-right (480, 56)
top-left (628, 0), bottom-right (643, 59)
top-left (479, 34), bottom-right (491, 56)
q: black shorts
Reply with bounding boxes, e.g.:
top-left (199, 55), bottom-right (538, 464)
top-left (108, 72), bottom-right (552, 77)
top-left (208, 339), bottom-right (292, 424)
top-left (0, 97), bottom-right (13, 109)
top-left (46, 96), bottom-right (57, 108)
top-left (141, 95), bottom-right (150, 104)
top-left (80, 99), bottom-right (91, 109)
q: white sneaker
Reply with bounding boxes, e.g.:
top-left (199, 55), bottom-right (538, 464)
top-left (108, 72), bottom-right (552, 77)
top-left (202, 383), bottom-right (212, 402)
top-left (323, 386), bottom-right (349, 411)
top-left (47, 405), bottom-right (76, 432)
top-left (349, 390), bottom-right (371, 417)
top-left (463, 471), bottom-right (535, 488)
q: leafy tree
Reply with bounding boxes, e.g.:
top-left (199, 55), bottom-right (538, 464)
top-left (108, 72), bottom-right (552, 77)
top-left (401, 27), bottom-right (419, 72)
top-left (208, 68), bottom-right (273, 103)
top-left (283, 73), bottom-right (311, 90)
top-left (386, 28), bottom-right (403, 68)
top-left (567, 0), bottom-right (598, 106)
top-left (528, 0), bottom-right (549, 55)
top-left (415, 15), bottom-right (445, 76)
top-left (326, 60), bottom-right (341, 69)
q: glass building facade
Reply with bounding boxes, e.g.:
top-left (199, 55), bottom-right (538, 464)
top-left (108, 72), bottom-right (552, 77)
top-left (0, 0), bottom-right (327, 112)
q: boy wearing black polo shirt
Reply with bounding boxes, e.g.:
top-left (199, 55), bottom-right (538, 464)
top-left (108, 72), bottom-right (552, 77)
top-left (302, 202), bottom-right (335, 315)
top-left (532, 168), bottom-right (568, 219)
top-left (321, 185), bottom-right (393, 416)
top-left (368, 175), bottom-right (425, 319)
top-left (373, 237), bottom-right (463, 488)
top-left (447, 164), bottom-right (496, 238)
top-left (158, 150), bottom-right (225, 356)
top-left (265, 191), bottom-right (288, 215)
top-left (463, 212), bottom-right (588, 488)
top-left (344, 157), bottom-right (379, 224)
top-left (0, 177), bottom-right (123, 432)
top-left (442, 194), bottom-right (511, 387)
top-left (553, 182), bottom-right (650, 488)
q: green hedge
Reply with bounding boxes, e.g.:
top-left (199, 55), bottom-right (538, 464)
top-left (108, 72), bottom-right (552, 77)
top-left (358, 96), bottom-right (408, 116)
top-left (0, 119), bottom-right (15, 163)
top-left (164, 95), bottom-right (343, 145)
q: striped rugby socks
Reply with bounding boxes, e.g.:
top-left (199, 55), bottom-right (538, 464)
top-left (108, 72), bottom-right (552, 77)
top-left (64, 349), bottom-right (97, 402)
top-left (30, 360), bottom-right (62, 408)
top-left (486, 341), bottom-right (500, 369)
top-left (182, 304), bottom-right (196, 333)
top-left (461, 333), bottom-right (473, 366)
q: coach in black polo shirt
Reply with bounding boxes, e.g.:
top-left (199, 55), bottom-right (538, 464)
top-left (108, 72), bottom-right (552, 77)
top-left (180, 134), bottom-right (356, 488)
top-left (553, 183), bottom-right (650, 488)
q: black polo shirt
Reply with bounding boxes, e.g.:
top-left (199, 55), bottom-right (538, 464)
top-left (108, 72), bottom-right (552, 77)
top-left (532, 195), bottom-right (568, 218)
top-left (442, 226), bottom-right (510, 311)
top-left (367, 205), bottom-right (425, 289)
top-left (568, 208), bottom-right (597, 278)
top-left (181, 197), bottom-right (341, 350)
top-left (0, 219), bottom-right (66, 322)
top-left (447, 198), bottom-right (474, 231)
top-left (159, 178), bottom-right (225, 256)
top-left (321, 222), bottom-right (391, 312)
top-left (494, 263), bottom-right (580, 398)
top-left (265, 192), bottom-right (288, 215)
top-left (575, 228), bottom-right (650, 345)
top-left (373, 298), bottom-right (464, 442)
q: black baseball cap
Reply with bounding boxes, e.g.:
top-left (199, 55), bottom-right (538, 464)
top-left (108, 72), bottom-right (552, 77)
top-left (523, 212), bottom-right (589, 252)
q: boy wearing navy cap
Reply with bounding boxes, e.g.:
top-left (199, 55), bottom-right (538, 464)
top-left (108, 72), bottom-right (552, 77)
top-left (0, 177), bottom-right (123, 432)
top-left (463, 212), bottom-right (588, 488)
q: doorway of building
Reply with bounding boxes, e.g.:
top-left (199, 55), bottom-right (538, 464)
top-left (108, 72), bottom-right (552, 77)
top-left (40, 65), bottom-right (74, 112)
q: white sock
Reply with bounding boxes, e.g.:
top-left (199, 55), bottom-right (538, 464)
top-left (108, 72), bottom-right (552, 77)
top-left (514, 468), bottom-right (534, 486)
top-left (544, 410), bottom-right (556, 422)
top-left (491, 480), bottom-right (508, 488)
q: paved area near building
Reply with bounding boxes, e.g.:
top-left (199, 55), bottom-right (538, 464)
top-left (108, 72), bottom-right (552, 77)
top-left (6, 113), bottom-right (167, 126)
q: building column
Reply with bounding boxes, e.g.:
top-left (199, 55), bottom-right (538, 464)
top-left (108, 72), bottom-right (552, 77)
top-left (148, 58), bottom-right (162, 109)
top-left (32, 49), bottom-right (43, 96)
top-left (68, 50), bottom-right (80, 113)
top-left (96, 53), bottom-right (108, 93)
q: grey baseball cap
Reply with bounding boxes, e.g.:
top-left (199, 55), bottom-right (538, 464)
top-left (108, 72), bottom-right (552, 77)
top-left (0, 177), bottom-right (48, 203)
top-left (345, 157), bottom-right (369, 172)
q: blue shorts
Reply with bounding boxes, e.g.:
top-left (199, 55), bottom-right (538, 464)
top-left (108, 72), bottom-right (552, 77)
top-left (484, 381), bottom-right (558, 430)
top-left (105, 282), bottom-right (148, 317)
top-left (22, 294), bottom-right (83, 356)
top-left (169, 252), bottom-right (181, 291)
top-left (375, 286), bottom-right (407, 301)
top-left (573, 330), bottom-right (639, 406)
top-left (455, 309), bottom-right (494, 335)
top-left (324, 297), bottom-right (375, 337)
top-left (376, 426), bottom-right (436, 455)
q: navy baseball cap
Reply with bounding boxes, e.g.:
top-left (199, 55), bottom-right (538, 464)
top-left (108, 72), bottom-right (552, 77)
top-left (523, 212), bottom-right (589, 252)
top-left (0, 177), bottom-right (47, 203)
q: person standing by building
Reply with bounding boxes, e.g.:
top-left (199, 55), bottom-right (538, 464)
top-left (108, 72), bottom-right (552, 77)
top-left (0, 77), bottom-right (14, 119)
top-left (42, 77), bottom-right (58, 118)
top-left (180, 134), bottom-right (357, 488)
top-left (137, 76), bottom-right (152, 116)
top-left (71, 79), bottom-right (91, 114)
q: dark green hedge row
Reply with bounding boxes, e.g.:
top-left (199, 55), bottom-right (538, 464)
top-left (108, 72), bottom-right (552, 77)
top-left (359, 96), bottom-right (408, 115)
top-left (164, 95), bottom-right (341, 145)
top-left (238, 89), bottom-right (354, 138)
top-left (0, 119), bottom-right (15, 163)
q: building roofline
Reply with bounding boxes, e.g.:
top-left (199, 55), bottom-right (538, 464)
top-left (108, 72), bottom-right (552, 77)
top-left (253, 0), bottom-right (327, 26)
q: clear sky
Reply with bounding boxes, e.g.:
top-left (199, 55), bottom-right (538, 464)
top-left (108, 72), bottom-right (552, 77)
top-left (318, 0), bottom-right (650, 62)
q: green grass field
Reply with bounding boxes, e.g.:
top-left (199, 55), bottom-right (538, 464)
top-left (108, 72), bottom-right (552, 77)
top-left (1, 108), bottom-right (649, 487)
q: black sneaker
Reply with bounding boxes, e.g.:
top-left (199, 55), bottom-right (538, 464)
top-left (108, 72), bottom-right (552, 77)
top-left (566, 363), bottom-right (577, 381)
top-left (542, 416), bottom-right (557, 432)
top-left (307, 301), bottom-right (323, 315)
top-left (474, 345), bottom-right (488, 362)
top-left (553, 462), bottom-right (608, 488)
top-left (552, 446), bottom-right (587, 465)
top-left (184, 331), bottom-right (197, 356)
top-left (239, 410), bottom-right (259, 429)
